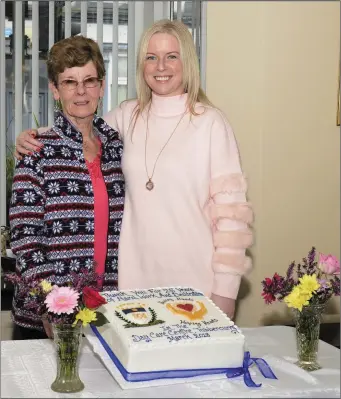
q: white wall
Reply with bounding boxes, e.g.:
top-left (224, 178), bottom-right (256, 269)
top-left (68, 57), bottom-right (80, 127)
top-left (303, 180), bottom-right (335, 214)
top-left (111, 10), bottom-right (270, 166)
top-left (207, 1), bottom-right (340, 327)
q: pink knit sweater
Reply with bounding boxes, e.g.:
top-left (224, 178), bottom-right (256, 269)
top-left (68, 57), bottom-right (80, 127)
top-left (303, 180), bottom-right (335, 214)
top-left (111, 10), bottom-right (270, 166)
top-left (104, 93), bottom-right (253, 299)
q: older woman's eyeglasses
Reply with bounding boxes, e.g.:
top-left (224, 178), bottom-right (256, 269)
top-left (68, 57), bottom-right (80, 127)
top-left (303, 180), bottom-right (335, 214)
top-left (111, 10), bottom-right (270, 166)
top-left (59, 77), bottom-right (102, 91)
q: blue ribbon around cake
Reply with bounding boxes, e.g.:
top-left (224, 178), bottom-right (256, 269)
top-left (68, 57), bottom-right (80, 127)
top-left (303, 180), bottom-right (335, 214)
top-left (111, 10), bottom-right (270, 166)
top-left (90, 325), bottom-right (277, 388)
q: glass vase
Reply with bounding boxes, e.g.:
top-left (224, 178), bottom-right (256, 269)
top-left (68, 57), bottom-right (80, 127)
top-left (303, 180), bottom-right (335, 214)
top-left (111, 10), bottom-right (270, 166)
top-left (51, 323), bottom-right (84, 393)
top-left (291, 303), bottom-right (325, 372)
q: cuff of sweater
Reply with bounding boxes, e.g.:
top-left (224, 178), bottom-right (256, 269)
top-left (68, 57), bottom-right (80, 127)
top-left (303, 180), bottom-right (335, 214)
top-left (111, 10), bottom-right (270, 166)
top-left (212, 273), bottom-right (241, 300)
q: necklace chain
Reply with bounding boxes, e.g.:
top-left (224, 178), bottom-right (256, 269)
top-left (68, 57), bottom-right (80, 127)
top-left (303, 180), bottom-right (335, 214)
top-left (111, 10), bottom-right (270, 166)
top-left (144, 106), bottom-right (186, 190)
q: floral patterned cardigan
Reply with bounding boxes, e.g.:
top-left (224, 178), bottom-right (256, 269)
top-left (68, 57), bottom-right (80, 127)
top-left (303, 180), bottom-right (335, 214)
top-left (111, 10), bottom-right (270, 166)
top-left (9, 112), bottom-right (125, 330)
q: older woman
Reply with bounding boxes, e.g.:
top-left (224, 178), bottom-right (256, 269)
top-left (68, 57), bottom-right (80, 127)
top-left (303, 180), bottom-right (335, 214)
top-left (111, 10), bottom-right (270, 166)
top-left (15, 20), bottom-right (253, 321)
top-left (10, 35), bottom-right (124, 339)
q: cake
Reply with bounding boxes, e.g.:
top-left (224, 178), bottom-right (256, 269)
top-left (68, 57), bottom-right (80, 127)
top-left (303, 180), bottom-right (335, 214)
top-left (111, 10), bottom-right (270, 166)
top-left (90, 287), bottom-right (245, 381)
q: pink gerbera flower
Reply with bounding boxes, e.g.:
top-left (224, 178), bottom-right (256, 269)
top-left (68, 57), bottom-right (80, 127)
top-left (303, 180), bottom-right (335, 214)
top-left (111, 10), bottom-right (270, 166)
top-left (45, 286), bottom-right (79, 314)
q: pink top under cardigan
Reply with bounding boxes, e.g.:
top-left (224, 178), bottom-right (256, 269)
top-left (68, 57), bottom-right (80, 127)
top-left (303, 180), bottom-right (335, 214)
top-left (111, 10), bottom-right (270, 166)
top-left (85, 141), bottom-right (109, 288)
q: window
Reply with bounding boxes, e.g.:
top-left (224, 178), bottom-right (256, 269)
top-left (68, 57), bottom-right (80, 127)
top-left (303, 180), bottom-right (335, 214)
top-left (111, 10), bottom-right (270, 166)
top-left (1, 0), bottom-right (206, 226)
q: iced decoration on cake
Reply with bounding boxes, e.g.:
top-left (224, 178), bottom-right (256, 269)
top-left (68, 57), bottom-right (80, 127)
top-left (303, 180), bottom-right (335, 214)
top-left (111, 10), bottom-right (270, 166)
top-left (165, 299), bottom-right (207, 320)
top-left (114, 303), bottom-right (164, 328)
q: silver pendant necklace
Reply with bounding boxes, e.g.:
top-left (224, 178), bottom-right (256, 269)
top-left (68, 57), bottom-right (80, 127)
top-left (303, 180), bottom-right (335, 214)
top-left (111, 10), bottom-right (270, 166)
top-left (145, 179), bottom-right (154, 191)
top-left (144, 106), bottom-right (186, 191)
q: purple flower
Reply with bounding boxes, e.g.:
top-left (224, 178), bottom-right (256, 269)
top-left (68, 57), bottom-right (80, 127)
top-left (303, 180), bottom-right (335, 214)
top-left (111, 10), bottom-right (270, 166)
top-left (261, 247), bottom-right (340, 306)
top-left (308, 247), bottom-right (316, 266)
top-left (318, 279), bottom-right (330, 289)
top-left (331, 277), bottom-right (340, 296)
top-left (261, 273), bottom-right (294, 304)
top-left (286, 261), bottom-right (295, 280)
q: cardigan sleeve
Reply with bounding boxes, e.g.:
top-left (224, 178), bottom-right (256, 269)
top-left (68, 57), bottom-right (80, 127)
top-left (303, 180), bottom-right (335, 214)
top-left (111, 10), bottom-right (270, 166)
top-left (208, 110), bottom-right (253, 300)
top-left (9, 154), bottom-right (48, 280)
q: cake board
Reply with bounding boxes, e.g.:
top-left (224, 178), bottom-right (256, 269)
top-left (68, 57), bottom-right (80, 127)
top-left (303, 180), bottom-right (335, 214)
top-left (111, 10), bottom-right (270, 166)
top-left (85, 327), bottom-right (251, 390)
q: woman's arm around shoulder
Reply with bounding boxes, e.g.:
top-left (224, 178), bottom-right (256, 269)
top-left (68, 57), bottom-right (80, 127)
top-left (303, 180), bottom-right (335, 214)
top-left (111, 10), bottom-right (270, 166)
top-left (14, 127), bottom-right (48, 159)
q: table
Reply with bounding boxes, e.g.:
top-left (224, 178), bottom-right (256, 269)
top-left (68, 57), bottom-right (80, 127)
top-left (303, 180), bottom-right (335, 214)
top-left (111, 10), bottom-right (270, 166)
top-left (1, 326), bottom-right (340, 398)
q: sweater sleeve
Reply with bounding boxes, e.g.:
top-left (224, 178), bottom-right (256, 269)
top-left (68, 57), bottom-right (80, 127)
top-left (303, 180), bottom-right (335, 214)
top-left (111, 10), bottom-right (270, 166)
top-left (208, 110), bottom-right (253, 300)
top-left (9, 154), bottom-right (48, 280)
top-left (103, 103), bottom-right (125, 141)
top-left (103, 107), bottom-right (121, 132)
top-left (103, 100), bottom-right (139, 142)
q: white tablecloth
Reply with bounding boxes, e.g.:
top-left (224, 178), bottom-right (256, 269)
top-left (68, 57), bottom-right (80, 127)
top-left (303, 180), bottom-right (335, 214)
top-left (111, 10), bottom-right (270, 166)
top-left (1, 326), bottom-right (340, 398)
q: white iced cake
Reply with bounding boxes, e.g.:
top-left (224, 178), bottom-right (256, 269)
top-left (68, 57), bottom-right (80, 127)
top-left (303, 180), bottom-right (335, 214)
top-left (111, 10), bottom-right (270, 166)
top-left (93, 287), bottom-right (245, 376)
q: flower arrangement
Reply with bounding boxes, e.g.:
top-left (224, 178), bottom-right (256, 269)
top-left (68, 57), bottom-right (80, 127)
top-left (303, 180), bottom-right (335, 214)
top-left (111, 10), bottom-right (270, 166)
top-left (5, 270), bottom-right (109, 328)
top-left (5, 269), bottom-right (110, 393)
top-left (261, 247), bottom-right (340, 372)
top-left (261, 247), bottom-right (340, 311)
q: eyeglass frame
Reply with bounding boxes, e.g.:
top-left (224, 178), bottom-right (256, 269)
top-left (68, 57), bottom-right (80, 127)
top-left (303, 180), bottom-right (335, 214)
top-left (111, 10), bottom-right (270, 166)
top-left (58, 76), bottom-right (103, 91)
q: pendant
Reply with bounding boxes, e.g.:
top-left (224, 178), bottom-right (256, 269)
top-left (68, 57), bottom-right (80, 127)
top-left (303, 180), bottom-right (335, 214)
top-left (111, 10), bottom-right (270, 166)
top-left (146, 179), bottom-right (154, 191)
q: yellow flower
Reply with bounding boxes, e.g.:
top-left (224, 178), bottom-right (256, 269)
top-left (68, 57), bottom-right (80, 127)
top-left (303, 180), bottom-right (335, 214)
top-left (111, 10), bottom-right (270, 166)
top-left (73, 308), bottom-right (97, 327)
top-left (298, 274), bottom-right (320, 295)
top-left (41, 280), bottom-right (53, 293)
top-left (284, 286), bottom-right (311, 311)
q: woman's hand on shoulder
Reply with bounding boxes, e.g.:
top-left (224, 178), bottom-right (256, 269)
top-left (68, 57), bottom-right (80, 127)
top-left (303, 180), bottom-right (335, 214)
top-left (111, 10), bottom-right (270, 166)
top-left (15, 129), bottom-right (43, 160)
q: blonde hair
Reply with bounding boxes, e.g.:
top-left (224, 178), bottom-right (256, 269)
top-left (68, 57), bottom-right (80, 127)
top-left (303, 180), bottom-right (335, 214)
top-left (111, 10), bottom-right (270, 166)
top-left (130, 19), bottom-right (213, 130)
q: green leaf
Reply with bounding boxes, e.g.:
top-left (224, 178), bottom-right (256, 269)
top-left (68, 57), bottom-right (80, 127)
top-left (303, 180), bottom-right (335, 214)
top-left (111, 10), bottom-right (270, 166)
top-left (91, 311), bottom-right (109, 327)
top-left (33, 113), bottom-right (40, 128)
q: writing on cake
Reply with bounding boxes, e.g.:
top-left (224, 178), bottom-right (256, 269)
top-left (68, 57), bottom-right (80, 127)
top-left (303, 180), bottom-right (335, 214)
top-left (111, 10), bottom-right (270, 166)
top-left (131, 321), bottom-right (240, 343)
top-left (103, 287), bottom-right (204, 303)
